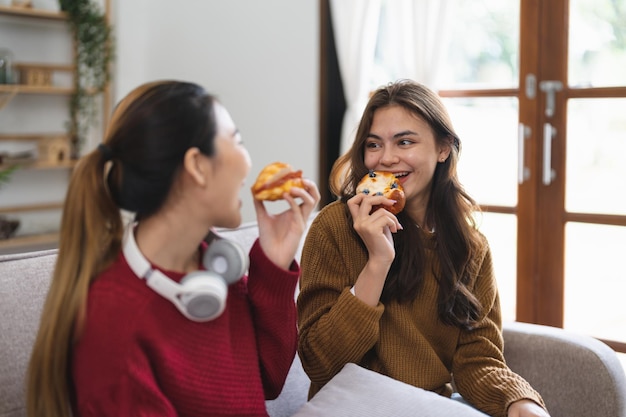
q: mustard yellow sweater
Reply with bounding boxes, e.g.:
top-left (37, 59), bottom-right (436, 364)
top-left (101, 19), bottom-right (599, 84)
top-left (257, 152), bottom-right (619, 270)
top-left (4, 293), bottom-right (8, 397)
top-left (297, 202), bottom-right (546, 417)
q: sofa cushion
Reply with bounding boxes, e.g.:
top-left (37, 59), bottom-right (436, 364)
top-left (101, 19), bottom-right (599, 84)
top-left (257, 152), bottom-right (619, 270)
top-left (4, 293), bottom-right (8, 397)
top-left (0, 249), bottom-right (57, 417)
top-left (291, 363), bottom-right (488, 417)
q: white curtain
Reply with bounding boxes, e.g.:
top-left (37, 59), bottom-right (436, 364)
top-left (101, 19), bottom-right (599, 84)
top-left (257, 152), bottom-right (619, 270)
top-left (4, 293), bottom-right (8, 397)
top-left (330, 0), bottom-right (451, 154)
top-left (330, 0), bottom-right (381, 155)
top-left (384, 0), bottom-right (451, 90)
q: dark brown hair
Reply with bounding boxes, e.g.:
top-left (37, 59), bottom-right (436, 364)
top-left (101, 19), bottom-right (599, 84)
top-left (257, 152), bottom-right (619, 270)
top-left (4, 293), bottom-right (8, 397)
top-left (27, 80), bottom-right (218, 417)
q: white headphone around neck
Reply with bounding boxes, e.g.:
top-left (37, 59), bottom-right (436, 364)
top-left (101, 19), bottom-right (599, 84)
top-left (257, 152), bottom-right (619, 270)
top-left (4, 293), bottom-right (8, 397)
top-left (123, 225), bottom-right (248, 322)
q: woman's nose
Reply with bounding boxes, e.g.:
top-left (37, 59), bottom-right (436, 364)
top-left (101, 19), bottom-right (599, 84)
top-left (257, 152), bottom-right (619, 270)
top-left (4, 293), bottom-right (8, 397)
top-left (379, 149), bottom-right (399, 166)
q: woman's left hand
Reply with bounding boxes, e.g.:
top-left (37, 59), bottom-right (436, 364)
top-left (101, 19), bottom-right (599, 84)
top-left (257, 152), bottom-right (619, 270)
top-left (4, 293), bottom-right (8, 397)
top-left (254, 178), bottom-right (320, 269)
top-left (507, 399), bottom-right (551, 417)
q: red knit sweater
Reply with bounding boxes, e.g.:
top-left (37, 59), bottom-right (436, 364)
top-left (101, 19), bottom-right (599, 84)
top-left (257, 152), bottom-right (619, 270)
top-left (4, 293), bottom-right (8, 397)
top-left (72, 239), bottom-right (299, 417)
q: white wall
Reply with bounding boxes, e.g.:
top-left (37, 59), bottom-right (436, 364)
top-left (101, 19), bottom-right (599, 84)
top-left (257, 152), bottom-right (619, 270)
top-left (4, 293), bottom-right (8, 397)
top-left (112, 0), bottom-right (319, 223)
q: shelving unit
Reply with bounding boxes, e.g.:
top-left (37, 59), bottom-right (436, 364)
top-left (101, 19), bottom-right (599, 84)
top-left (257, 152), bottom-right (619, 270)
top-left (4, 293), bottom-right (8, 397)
top-left (0, 3), bottom-right (108, 253)
top-left (0, 5), bottom-right (66, 20)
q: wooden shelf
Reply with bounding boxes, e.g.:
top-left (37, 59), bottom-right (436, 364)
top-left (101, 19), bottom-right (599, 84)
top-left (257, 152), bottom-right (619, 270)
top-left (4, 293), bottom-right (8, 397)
top-left (14, 62), bottom-right (74, 72)
top-left (0, 202), bottom-right (64, 215)
top-left (0, 133), bottom-right (75, 170)
top-left (0, 232), bottom-right (59, 253)
top-left (0, 84), bottom-right (73, 95)
top-left (0, 133), bottom-right (69, 141)
top-left (0, 5), bottom-right (66, 20)
top-left (0, 160), bottom-right (76, 170)
top-left (0, 204), bottom-right (63, 254)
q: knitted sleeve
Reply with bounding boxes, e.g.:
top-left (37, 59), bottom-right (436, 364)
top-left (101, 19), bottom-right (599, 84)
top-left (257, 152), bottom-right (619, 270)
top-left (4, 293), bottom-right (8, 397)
top-left (297, 203), bottom-right (385, 391)
top-left (247, 239), bottom-right (300, 400)
top-left (452, 243), bottom-right (547, 417)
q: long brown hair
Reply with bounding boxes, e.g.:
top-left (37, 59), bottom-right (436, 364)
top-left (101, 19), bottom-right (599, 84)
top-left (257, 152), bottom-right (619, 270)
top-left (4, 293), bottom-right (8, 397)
top-left (330, 79), bottom-right (484, 329)
top-left (26, 80), bottom-right (218, 416)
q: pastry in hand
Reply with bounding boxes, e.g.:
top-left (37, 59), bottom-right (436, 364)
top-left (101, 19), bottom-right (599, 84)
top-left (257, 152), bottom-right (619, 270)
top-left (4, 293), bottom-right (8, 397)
top-left (251, 161), bottom-right (305, 201)
top-left (356, 170), bottom-right (405, 214)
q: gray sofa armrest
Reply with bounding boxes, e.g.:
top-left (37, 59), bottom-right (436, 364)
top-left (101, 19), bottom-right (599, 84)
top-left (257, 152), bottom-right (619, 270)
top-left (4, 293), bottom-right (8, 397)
top-left (0, 249), bottom-right (57, 417)
top-left (503, 321), bottom-right (626, 417)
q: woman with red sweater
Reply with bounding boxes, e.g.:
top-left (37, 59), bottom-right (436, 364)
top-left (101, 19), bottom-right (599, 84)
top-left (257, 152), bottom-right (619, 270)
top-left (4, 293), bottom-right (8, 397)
top-left (26, 80), bottom-right (319, 417)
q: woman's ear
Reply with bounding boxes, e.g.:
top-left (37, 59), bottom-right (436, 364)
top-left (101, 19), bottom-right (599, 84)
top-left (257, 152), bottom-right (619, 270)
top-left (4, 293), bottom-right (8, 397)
top-left (438, 142), bottom-right (452, 163)
top-left (183, 147), bottom-right (208, 187)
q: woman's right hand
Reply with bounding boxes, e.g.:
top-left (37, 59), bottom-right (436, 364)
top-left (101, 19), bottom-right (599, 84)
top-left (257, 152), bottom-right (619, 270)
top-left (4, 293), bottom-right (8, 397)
top-left (347, 193), bottom-right (403, 306)
top-left (254, 178), bottom-right (320, 270)
top-left (347, 193), bottom-right (403, 268)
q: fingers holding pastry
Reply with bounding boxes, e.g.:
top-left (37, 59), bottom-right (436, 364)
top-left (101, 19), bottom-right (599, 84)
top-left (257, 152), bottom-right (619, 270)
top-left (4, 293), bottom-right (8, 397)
top-left (347, 193), bottom-right (399, 264)
top-left (349, 171), bottom-right (405, 254)
top-left (355, 170), bottom-right (406, 215)
top-left (251, 163), bottom-right (320, 268)
top-left (285, 178), bottom-right (321, 216)
top-left (348, 193), bottom-right (402, 234)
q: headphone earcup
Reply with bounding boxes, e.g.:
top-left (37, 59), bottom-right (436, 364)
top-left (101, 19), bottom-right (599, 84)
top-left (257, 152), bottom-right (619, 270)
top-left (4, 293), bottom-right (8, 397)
top-left (178, 271), bottom-right (228, 321)
top-left (203, 239), bottom-right (248, 284)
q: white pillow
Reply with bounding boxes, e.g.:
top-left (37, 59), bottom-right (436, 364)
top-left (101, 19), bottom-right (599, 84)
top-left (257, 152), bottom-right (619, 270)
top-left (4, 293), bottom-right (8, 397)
top-left (292, 363), bottom-right (488, 417)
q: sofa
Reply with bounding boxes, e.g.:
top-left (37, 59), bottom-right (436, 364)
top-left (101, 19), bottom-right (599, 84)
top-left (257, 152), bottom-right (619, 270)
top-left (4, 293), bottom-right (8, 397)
top-left (1, 217), bottom-right (625, 417)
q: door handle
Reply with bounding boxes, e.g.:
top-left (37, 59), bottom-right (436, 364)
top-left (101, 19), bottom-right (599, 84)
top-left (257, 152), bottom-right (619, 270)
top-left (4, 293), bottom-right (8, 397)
top-left (539, 80), bottom-right (563, 118)
top-left (518, 123), bottom-right (531, 184)
top-left (543, 123), bottom-right (556, 185)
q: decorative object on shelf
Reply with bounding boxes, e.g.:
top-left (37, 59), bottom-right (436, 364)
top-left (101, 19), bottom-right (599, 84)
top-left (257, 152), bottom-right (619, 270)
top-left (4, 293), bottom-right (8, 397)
top-left (10, 0), bottom-right (32, 7)
top-left (14, 63), bottom-right (52, 87)
top-left (0, 48), bottom-right (14, 85)
top-left (0, 150), bottom-right (36, 165)
top-left (60, 0), bottom-right (114, 157)
top-left (0, 134), bottom-right (71, 167)
top-left (37, 135), bottom-right (71, 164)
top-left (0, 217), bottom-right (20, 239)
top-left (31, 0), bottom-right (60, 11)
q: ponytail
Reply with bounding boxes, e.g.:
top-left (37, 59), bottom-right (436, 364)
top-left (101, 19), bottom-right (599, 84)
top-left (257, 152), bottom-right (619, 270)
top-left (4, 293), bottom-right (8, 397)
top-left (26, 148), bottom-right (123, 417)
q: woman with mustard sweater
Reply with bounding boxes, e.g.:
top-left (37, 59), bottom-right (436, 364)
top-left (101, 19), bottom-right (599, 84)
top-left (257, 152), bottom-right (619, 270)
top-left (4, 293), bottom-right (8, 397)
top-left (297, 80), bottom-right (550, 417)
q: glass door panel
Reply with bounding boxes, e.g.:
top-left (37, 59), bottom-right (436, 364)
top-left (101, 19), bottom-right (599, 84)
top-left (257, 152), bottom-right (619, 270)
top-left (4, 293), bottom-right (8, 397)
top-left (561, 0), bottom-right (626, 351)
top-left (566, 98), bottom-right (626, 215)
top-left (442, 0), bottom-right (519, 88)
top-left (569, 0), bottom-right (626, 88)
top-left (444, 97), bottom-right (519, 207)
top-left (564, 222), bottom-right (626, 341)
top-left (474, 212), bottom-right (517, 322)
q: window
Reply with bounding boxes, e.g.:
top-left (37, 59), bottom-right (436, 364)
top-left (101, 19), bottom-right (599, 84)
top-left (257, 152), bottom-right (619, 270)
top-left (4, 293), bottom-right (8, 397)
top-left (320, 0), bottom-right (626, 355)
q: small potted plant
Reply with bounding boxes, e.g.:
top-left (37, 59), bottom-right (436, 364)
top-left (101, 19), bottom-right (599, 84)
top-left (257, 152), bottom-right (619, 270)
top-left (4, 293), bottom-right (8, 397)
top-left (0, 165), bottom-right (17, 187)
top-left (60, 0), bottom-right (114, 157)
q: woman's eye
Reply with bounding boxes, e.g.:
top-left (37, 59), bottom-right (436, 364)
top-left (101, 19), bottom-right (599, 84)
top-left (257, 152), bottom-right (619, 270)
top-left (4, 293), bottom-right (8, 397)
top-left (399, 139), bottom-right (414, 146)
top-left (365, 141), bottom-right (380, 149)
